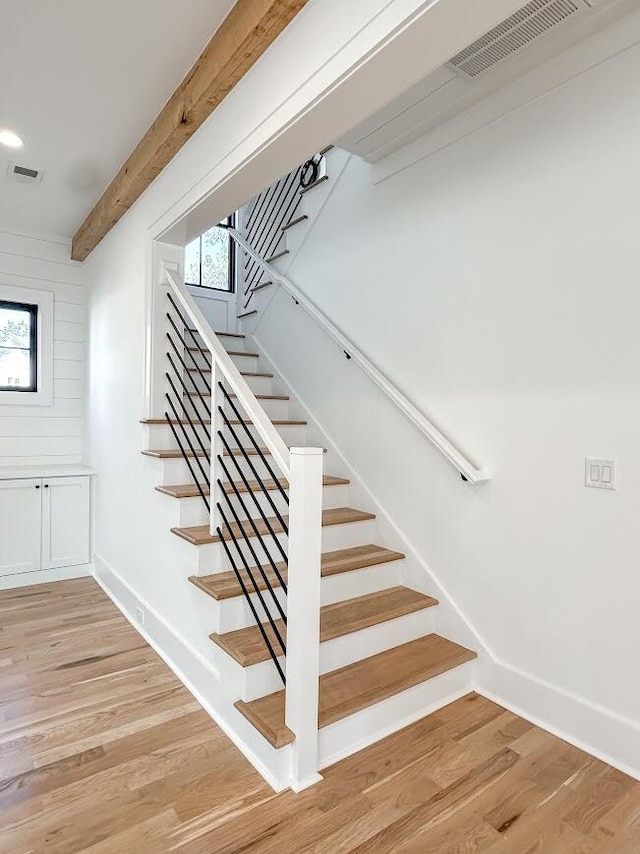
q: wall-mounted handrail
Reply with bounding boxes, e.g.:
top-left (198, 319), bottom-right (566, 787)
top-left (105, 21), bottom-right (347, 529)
top-left (226, 227), bottom-right (487, 484)
top-left (165, 269), bottom-right (291, 479)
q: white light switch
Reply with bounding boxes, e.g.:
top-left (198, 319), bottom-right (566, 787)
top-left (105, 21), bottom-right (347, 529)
top-left (585, 458), bottom-right (616, 490)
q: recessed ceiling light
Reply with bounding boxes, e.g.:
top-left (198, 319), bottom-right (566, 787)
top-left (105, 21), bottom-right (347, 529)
top-left (0, 129), bottom-right (24, 149)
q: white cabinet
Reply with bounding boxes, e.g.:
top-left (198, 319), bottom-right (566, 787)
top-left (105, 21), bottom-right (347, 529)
top-left (42, 477), bottom-right (90, 569)
top-left (0, 479), bottom-right (42, 576)
top-left (0, 475), bottom-right (91, 578)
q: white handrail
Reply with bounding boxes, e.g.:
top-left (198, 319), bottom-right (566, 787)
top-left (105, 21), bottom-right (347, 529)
top-left (229, 228), bottom-right (487, 484)
top-left (165, 269), bottom-right (291, 478)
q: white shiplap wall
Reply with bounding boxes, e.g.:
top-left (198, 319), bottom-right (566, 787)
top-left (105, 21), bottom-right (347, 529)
top-left (0, 230), bottom-right (87, 466)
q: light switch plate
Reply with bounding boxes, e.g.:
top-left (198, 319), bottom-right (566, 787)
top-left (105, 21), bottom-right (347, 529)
top-left (585, 458), bottom-right (616, 490)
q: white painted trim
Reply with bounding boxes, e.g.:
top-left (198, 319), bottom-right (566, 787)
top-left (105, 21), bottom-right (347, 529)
top-left (164, 268), bottom-right (291, 478)
top-left (230, 230), bottom-right (486, 483)
top-left (93, 554), bottom-right (289, 793)
top-left (0, 463), bottom-right (95, 479)
top-left (0, 562), bottom-right (93, 590)
top-left (476, 659), bottom-right (640, 782)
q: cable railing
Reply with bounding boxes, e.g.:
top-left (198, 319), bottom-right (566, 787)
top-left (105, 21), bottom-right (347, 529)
top-left (225, 228), bottom-right (488, 484)
top-left (163, 268), bottom-right (323, 788)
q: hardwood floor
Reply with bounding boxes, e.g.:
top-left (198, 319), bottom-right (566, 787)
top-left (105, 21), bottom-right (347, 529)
top-left (1, 578), bottom-right (639, 853)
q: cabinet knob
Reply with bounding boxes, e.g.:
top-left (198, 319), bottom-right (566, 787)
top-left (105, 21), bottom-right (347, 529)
top-left (44, 484), bottom-right (49, 489)
top-left (35, 484), bottom-right (40, 489)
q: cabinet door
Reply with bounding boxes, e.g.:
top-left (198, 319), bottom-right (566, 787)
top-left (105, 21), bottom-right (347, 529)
top-left (0, 479), bottom-right (42, 577)
top-left (42, 476), bottom-right (90, 569)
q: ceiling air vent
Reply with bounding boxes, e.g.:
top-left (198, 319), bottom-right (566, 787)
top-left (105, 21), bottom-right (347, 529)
top-left (447, 0), bottom-right (593, 79)
top-left (6, 163), bottom-right (43, 185)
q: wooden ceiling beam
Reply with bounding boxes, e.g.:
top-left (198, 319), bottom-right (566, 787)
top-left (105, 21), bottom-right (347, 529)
top-left (71, 0), bottom-right (309, 262)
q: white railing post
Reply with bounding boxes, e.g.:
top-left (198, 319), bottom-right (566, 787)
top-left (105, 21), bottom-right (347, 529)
top-left (285, 446), bottom-right (324, 791)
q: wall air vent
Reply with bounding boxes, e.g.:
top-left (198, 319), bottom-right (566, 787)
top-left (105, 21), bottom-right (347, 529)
top-left (447, 0), bottom-right (595, 79)
top-left (6, 163), bottom-right (43, 185)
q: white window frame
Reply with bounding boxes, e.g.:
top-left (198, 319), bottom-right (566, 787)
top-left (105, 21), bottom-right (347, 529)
top-left (0, 283), bottom-right (53, 406)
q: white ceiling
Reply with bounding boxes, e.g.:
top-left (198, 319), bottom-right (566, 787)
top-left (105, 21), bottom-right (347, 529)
top-left (0, 0), bottom-right (236, 241)
top-left (338, 0), bottom-right (634, 164)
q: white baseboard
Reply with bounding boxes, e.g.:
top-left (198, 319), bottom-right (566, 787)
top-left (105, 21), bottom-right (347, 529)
top-left (477, 658), bottom-right (640, 782)
top-left (0, 562), bottom-right (93, 590)
top-left (93, 553), bottom-right (290, 793)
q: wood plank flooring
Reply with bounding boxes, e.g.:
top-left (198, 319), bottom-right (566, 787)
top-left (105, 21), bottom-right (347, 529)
top-left (1, 577), bottom-right (639, 853)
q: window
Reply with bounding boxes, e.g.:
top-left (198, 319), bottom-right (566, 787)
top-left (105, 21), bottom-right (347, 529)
top-left (185, 215), bottom-right (235, 292)
top-left (0, 285), bottom-right (53, 406)
top-left (0, 300), bottom-right (38, 392)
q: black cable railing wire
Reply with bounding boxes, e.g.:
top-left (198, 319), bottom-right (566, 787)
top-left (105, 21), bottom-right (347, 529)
top-left (241, 166), bottom-right (303, 303)
top-left (163, 291), bottom-right (290, 683)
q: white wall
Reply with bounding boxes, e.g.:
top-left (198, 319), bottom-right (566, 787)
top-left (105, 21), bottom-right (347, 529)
top-left (0, 231), bottom-right (86, 467)
top-left (248, 14), bottom-right (640, 765)
top-left (82, 0), bottom-right (529, 786)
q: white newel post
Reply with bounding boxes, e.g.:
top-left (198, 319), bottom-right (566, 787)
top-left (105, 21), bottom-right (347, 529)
top-left (285, 446), bottom-right (324, 791)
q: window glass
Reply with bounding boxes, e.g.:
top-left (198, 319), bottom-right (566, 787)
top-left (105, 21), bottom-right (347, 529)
top-left (0, 301), bottom-right (37, 391)
top-left (184, 236), bottom-right (201, 286)
top-left (184, 217), bottom-right (234, 291)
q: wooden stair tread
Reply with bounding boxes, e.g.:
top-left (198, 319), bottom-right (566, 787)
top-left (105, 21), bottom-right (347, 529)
top-left (235, 634), bottom-right (477, 748)
top-left (157, 474), bottom-right (348, 499)
top-left (265, 249), bottom-right (289, 263)
top-left (189, 544), bottom-right (404, 601)
top-left (281, 214), bottom-right (308, 232)
top-left (185, 392), bottom-right (289, 400)
top-left (189, 329), bottom-right (245, 339)
top-left (211, 587), bottom-right (438, 667)
top-left (172, 506), bottom-right (375, 546)
top-left (300, 174), bottom-right (329, 195)
top-left (186, 348), bottom-right (258, 357)
top-left (140, 418), bottom-right (305, 426)
top-left (187, 369), bottom-right (273, 377)
top-left (143, 446), bottom-right (272, 460)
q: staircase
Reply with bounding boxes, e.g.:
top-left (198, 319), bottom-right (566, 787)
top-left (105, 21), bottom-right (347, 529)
top-left (142, 289), bottom-right (478, 788)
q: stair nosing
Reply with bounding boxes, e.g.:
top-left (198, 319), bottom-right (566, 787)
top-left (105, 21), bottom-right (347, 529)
top-left (210, 587), bottom-right (439, 667)
top-left (156, 473), bottom-right (348, 500)
top-left (188, 545), bottom-right (404, 601)
top-left (172, 507), bottom-right (375, 546)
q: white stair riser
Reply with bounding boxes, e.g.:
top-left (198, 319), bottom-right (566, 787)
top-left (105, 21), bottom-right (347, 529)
top-left (228, 374), bottom-right (274, 396)
top-left (155, 453), bottom-right (279, 485)
top-left (143, 421), bottom-right (306, 454)
top-left (167, 484), bottom-right (350, 528)
top-left (221, 423), bottom-right (307, 450)
top-left (198, 559), bottom-right (405, 633)
top-left (317, 661), bottom-right (476, 770)
top-left (319, 560), bottom-right (404, 606)
top-left (224, 398), bottom-right (291, 421)
top-left (144, 423), bottom-right (211, 452)
top-left (217, 453), bottom-right (284, 483)
top-left (234, 607), bottom-right (439, 702)
top-left (192, 519), bottom-right (378, 574)
top-left (184, 371), bottom-right (273, 397)
top-left (186, 331), bottom-right (247, 353)
top-left (184, 369), bottom-right (273, 395)
top-left (218, 334), bottom-right (246, 352)
top-left (184, 350), bottom-right (260, 373)
top-left (178, 394), bottom-right (290, 422)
